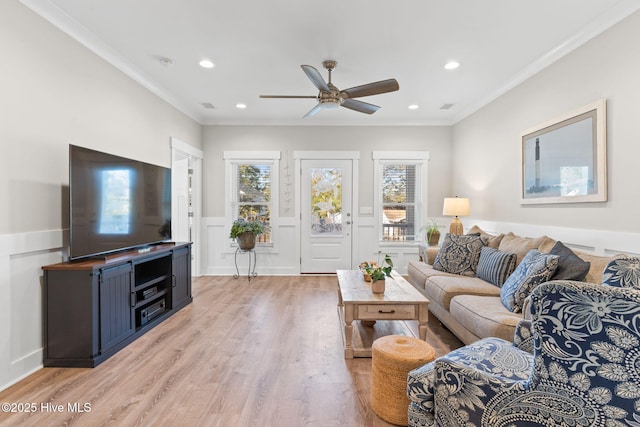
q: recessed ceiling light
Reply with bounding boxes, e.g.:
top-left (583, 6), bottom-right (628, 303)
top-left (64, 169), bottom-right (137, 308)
top-left (444, 61), bottom-right (460, 70)
top-left (408, 104), bottom-right (419, 110)
top-left (158, 57), bottom-right (174, 67)
top-left (236, 103), bottom-right (247, 109)
top-left (199, 59), bottom-right (215, 69)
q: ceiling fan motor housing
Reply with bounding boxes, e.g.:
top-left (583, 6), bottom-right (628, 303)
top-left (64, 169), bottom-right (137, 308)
top-left (322, 60), bottom-right (338, 71)
top-left (259, 59), bottom-right (399, 117)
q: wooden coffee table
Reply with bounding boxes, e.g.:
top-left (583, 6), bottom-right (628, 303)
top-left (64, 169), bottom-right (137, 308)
top-left (336, 269), bottom-right (430, 358)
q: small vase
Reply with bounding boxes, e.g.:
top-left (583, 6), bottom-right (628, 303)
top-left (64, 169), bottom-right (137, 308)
top-left (372, 279), bottom-right (385, 294)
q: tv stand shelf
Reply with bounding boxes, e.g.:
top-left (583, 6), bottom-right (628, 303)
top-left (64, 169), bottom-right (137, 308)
top-left (42, 242), bottom-right (192, 368)
top-left (134, 274), bottom-right (169, 291)
top-left (134, 288), bottom-right (167, 308)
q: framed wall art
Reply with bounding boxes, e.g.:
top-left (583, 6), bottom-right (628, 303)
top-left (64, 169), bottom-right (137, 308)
top-left (521, 99), bottom-right (607, 204)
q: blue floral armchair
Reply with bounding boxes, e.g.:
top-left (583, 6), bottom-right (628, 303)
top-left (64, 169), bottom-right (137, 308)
top-left (407, 279), bottom-right (640, 426)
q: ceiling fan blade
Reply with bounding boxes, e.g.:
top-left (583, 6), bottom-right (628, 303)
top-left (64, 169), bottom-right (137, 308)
top-left (301, 65), bottom-right (330, 92)
top-left (341, 79), bottom-right (399, 99)
top-left (303, 103), bottom-right (325, 118)
top-left (259, 95), bottom-right (317, 99)
top-left (341, 99), bottom-right (380, 115)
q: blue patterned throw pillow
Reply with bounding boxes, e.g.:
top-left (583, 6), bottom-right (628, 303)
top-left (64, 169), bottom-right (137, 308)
top-left (500, 249), bottom-right (559, 312)
top-left (476, 246), bottom-right (517, 287)
top-left (433, 233), bottom-right (485, 277)
top-left (602, 257), bottom-right (640, 289)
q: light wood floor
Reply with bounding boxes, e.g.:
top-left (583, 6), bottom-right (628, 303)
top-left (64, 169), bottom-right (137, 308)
top-left (0, 275), bottom-right (462, 427)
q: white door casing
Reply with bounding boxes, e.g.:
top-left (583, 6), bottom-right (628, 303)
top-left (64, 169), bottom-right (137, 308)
top-left (172, 150), bottom-right (190, 243)
top-left (171, 137), bottom-right (203, 276)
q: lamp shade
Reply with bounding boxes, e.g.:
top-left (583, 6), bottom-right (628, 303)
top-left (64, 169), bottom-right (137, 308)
top-left (443, 197), bottom-right (470, 217)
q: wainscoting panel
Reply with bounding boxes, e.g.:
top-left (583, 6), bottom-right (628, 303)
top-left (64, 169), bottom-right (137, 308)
top-left (202, 218), bottom-right (640, 278)
top-left (1, 229), bottom-right (65, 391)
top-left (201, 216), bottom-right (422, 276)
top-left (203, 217), bottom-right (299, 276)
top-left (470, 220), bottom-right (640, 256)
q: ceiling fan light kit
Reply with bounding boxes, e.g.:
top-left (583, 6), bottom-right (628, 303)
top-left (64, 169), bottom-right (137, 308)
top-left (260, 60), bottom-right (399, 118)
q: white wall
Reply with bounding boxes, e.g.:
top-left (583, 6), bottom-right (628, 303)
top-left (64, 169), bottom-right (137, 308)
top-left (452, 9), bottom-right (640, 239)
top-left (201, 125), bottom-right (452, 275)
top-left (0, 1), bottom-right (201, 390)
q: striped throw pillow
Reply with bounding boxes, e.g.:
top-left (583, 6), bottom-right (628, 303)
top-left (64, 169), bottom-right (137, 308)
top-left (476, 246), bottom-right (517, 287)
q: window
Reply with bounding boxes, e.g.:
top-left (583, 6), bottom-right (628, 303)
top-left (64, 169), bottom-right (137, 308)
top-left (235, 163), bottom-right (271, 242)
top-left (224, 151), bottom-right (280, 245)
top-left (373, 152), bottom-right (429, 242)
top-left (381, 164), bottom-right (416, 241)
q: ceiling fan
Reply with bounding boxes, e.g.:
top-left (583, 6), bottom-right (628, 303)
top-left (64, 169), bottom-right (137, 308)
top-left (259, 60), bottom-right (399, 118)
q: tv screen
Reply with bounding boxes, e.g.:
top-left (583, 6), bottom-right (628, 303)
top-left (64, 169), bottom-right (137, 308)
top-left (69, 145), bottom-right (171, 260)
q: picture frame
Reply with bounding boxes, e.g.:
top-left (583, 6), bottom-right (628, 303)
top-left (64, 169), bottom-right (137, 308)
top-left (521, 99), bottom-right (607, 204)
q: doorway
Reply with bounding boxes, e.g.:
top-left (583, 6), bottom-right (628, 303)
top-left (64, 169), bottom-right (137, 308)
top-left (171, 138), bottom-right (203, 276)
top-left (296, 152), bottom-right (359, 273)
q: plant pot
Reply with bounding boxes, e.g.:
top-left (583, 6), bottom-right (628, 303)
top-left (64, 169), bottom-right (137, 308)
top-left (236, 232), bottom-right (256, 250)
top-left (427, 230), bottom-right (440, 246)
top-left (372, 278), bottom-right (385, 294)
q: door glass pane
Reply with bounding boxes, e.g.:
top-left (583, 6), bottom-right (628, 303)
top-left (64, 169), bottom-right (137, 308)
top-left (310, 167), bottom-right (342, 235)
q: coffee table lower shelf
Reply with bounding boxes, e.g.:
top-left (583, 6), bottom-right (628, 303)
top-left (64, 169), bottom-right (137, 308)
top-left (337, 306), bottom-right (419, 358)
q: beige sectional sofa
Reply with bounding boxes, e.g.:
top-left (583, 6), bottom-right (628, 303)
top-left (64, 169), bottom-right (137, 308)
top-left (407, 226), bottom-right (618, 344)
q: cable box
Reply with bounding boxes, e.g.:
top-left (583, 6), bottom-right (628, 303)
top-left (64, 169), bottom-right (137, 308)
top-left (139, 300), bottom-right (165, 326)
top-left (142, 286), bottom-right (158, 300)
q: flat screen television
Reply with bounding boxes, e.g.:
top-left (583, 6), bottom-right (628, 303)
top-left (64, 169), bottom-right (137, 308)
top-left (69, 145), bottom-right (172, 260)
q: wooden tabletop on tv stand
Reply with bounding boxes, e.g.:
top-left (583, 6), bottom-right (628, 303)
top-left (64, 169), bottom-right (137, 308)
top-left (42, 242), bottom-right (189, 271)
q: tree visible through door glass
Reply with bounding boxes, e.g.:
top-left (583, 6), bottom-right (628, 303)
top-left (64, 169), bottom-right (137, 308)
top-left (310, 167), bottom-right (342, 235)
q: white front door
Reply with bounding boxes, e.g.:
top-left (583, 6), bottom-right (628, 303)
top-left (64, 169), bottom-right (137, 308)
top-left (300, 159), bottom-right (353, 273)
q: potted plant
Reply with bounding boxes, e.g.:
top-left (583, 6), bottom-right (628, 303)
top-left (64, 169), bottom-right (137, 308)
top-left (421, 218), bottom-right (441, 246)
top-left (229, 218), bottom-right (267, 250)
top-left (359, 253), bottom-right (393, 293)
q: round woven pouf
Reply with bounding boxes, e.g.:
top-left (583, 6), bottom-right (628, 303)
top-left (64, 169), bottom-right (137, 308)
top-left (371, 335), bottom-right (436, 426)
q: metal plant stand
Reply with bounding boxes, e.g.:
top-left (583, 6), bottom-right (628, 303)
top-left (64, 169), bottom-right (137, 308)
top-left (234, 248), bottom-right (257, 280)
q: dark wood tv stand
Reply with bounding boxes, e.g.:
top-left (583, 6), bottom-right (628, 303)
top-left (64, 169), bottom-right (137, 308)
top-left (42, 242), bottom-right (192, 368)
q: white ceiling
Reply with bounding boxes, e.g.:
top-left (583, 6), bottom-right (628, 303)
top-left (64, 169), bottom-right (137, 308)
top-left (21, 0), bottom-right (640, 126)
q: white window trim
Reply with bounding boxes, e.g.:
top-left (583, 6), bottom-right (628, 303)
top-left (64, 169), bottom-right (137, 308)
top-left (373, 151), bottom-right (430, 246)
top-left (224, 151), bottom-right (280, 252)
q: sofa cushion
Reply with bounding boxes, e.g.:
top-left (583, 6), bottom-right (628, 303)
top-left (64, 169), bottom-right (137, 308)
top-left (498, 232), bottom-right (555, 266)
top-left (467, 225), bottom-right (504, 249)
top-left (450, 295), bottom-right (523, 342)
top-left (548, 241), bottom-right (590, 281)
top-left (500, 250), bottom-right (559, 313)
top-left (425, 275), bottom-right (500, 311)
top-left (433, 233), bottom-right (485, 277)
top-left (407, 260), bottom-right (460, 290)
top-left (476, 247), bottom-right (517, 287)
top-left (602, 257), bottom-right (640, 289)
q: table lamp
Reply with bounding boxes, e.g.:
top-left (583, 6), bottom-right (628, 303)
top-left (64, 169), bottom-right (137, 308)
top-left (442, 197), bottom-right (470, 235)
